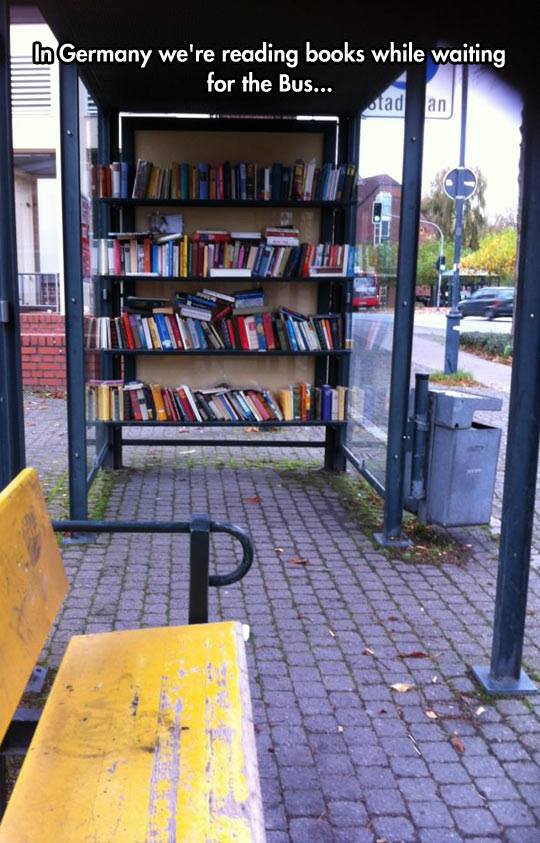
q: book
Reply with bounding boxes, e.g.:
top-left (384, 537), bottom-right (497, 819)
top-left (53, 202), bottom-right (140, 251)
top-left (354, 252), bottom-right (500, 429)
top-left (86, 380), bottom-right (347, 423)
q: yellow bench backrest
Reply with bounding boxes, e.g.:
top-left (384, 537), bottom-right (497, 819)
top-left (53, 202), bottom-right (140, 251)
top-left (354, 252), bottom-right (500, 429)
top-left (0, 468), bottom-right (68, 743)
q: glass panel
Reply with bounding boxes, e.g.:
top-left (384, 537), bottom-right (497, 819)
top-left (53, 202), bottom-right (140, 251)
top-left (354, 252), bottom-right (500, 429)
top-left (346, 74), bottom-right (406, 486)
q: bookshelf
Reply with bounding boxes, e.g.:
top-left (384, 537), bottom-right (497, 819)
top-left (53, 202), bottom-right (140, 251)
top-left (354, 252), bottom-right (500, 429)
top-left (92, 116), bottom-right (358, 470)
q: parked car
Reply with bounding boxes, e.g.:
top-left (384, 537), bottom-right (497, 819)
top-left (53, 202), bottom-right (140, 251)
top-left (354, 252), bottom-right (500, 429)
top-left (484, 288), bottom-right (514, 320)
top-left (457, 287), bottom-right (512, 317)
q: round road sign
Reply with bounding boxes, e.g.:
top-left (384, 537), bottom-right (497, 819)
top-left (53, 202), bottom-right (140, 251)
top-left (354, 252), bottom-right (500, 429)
top-left (443, 167), bottom-right (477, 201)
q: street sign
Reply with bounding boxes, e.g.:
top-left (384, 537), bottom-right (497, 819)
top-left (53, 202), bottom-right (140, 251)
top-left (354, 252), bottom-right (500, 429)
top-left (363, 62), bottom-right (455, 120)
top-left (443, 167), bottom-right (477, 201)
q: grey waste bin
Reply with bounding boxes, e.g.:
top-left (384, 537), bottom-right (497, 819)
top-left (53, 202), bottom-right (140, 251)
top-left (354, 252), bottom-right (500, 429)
top-left (418, 389), bottom-right (502, 527)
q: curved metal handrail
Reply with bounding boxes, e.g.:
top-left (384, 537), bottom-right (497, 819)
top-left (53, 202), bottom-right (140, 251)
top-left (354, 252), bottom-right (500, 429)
top-left (52, 517), bottom-right (254, 596)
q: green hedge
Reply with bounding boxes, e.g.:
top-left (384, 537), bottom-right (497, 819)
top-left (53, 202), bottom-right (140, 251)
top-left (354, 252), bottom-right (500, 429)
top-left (460, 332), bottom-right (513, 358)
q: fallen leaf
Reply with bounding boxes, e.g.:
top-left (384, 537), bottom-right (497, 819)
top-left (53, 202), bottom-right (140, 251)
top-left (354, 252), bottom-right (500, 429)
top-left (398, 651), bottom-right (429, 659)
top-left (451, 735), bottom-right (465, 754)
top-left (425, 710), bottom-right (438, 720)
top-left (526, 609), bottom-right (536, 616)
top-left (245, 495), bottom-right (262, 504)
top-left (288, 556), bottom-right (309, 566)
top-left (390, 683), bottom-right (414, 693)
top-left (388, 615), bottom-right (399, 621)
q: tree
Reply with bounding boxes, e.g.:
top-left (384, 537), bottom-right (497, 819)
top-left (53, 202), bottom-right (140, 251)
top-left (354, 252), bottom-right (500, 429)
top-left (461, 227), bottom-right (517, 283)
top-left (416, 238), bottom-right (452, 286)
top-left (421, 167), bottom-right (488, 251)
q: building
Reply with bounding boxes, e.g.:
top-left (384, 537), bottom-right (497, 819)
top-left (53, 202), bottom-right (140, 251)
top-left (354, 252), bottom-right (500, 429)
top-left (10, 8), bottom-right (62, 312)
top-left (356, 173), bottom-right (401, 247)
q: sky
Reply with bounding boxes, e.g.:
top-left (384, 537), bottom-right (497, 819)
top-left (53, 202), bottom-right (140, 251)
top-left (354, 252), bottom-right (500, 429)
top-left (359, 64), bottom-right (522, 220)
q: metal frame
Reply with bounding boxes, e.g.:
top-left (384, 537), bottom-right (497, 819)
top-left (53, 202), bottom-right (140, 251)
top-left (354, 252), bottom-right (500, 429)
top-left (103, 114), bottom-right (351, 476)
top-left (59, 63), bottom-right (88, 518)
top-left (0, 0), bottom-right (26, 490)
top-left (473, 96), bottom-right (540, 696)
top-left (377, 63), bottom-right (427, 546)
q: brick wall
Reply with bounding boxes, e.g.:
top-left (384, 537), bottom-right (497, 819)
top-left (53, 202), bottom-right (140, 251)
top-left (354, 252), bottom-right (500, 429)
top-left (20, 313), bottom-right (66, 392)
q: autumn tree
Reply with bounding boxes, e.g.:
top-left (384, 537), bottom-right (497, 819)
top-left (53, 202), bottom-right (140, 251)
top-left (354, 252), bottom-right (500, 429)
top-left (421, 167), bottom-right (488, 251)
top-left (461, 227), bottom-right (517, 283)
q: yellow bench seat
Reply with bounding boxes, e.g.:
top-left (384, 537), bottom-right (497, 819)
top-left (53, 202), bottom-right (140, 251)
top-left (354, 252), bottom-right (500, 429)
top-left (0, 621), bottom-right (264, 842)
top-left (0, 469), bottom-right (264, 842)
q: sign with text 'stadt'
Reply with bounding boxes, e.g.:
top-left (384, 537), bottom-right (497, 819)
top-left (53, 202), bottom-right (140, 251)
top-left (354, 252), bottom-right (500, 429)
top-left (363, 62), bottom-right (455, 120)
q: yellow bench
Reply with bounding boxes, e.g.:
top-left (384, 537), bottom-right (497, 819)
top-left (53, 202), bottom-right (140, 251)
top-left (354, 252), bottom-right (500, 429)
top-left (0, 468), bottom-right (265, 842)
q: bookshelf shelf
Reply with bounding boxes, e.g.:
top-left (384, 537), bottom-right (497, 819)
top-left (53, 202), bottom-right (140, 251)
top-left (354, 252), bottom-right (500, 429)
top-left (98, 275), bottom-right (354, 284)
top-left (97, 198), bottom-right (356, 209)
top-left (95, 349), bottom-right (351, 357)
top-left (88, 419), bottom-right (346, 428)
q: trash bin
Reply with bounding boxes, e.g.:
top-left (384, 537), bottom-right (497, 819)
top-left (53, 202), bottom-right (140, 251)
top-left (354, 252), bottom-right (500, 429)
top-left (418, 389), bottom-right (502, 527)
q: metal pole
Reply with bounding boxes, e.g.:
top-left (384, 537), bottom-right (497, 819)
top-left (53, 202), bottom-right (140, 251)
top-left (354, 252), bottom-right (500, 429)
top-left (189, 515), bottom-right (210, 624)
top-left (59, 63), bottom-right (88, 518)
top-left (377, 62), bottom-right (426, 546)
top-left (472, 98), bottom-right (540, 696)
top-left (0, 0), bottom-right (26, 490)
top-left (444, 65), bottom-right (468, 373)
top-left (419, 218), bottom-right (444, 308)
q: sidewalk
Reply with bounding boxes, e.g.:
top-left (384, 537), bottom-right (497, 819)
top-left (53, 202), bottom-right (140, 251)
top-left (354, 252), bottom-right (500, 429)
top-left (412, 333), bottom-right (512, 393)
top-left (25, 393), bottom-right (540, 843)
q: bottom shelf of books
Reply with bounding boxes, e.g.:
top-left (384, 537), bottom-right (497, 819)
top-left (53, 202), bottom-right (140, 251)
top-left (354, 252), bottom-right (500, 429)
top-left (86, 380), bottom-right (348, 425)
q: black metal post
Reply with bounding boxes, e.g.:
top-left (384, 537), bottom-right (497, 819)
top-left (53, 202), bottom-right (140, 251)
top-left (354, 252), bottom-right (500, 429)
top-left (472, 99), bottom-right (540, 696)
top-left (95, 107), bottom-right (123, 471)
top-left (0, 0), bottom-right (26, 490)
top-left (377, 63), bottom-right (426, 546)
top-left (444, 65), bottom-right (468, 374)
top-left (59, 63), bottom-right (88, 518)
top-left (189, 514), bottom-right (210, 624)
top-left (324, 114), bottom-right (359, 471)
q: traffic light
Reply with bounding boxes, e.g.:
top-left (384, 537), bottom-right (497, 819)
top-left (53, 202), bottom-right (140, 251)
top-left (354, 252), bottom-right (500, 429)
top-left (435, 255), bottom-right (446, 271)
top-left (372, 201), bottom-right (382, 224)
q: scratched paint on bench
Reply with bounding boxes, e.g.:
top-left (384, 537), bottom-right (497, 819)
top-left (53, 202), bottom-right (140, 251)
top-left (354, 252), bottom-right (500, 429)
top-left (0, 621), bottom-right (265, 842)
top-left (0, 467), bottom-right (67, 744)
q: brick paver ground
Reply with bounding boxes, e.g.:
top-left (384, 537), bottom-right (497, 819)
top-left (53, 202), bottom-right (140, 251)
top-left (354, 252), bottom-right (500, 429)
top-left (23, 389), bottom-right (540, 843)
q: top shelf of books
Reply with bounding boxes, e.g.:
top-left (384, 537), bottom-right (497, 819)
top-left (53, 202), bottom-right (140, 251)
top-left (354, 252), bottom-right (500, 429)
top-left (92, 159), bottom-right (358, 205)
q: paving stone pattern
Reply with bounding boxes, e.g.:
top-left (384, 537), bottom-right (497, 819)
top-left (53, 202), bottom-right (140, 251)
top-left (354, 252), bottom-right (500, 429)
top-left (24, 392), bottom-right (540, 842)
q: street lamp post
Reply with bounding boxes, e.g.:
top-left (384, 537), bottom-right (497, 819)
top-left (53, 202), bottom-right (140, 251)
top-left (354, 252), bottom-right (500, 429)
top-left (420, 218), bottom-right (445, 308)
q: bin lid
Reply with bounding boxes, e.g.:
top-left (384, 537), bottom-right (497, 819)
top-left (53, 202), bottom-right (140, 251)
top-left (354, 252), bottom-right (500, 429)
top-left (430, 389), bottom-right (502, 429)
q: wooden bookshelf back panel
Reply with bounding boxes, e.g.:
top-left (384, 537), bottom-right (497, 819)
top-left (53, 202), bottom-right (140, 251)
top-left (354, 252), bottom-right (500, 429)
top-left (131, 129), bottom-right (326, 389)
top-left (136, 356), bottom-right (318, 391)
top-left (133, 129), bottom-right (324, 170)
top-left (131, 279), bottom-right (319, 313)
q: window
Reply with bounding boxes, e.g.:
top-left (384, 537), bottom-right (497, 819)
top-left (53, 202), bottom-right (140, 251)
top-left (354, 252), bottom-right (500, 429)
top-left (11, 56), bottom-right (52, 114)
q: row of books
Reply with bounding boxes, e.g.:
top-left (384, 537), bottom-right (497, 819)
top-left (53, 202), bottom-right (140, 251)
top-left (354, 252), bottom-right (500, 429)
top-left (87, 310), bottom-right (345, 353)
top-left (97, 235), bottom-right (356, 278)
top-left (86, 380), bottom-right (348, 423)
top-left (130, 159), bottom-right (357, 202)
top-left (91, 160), bottom-right (357, 202)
